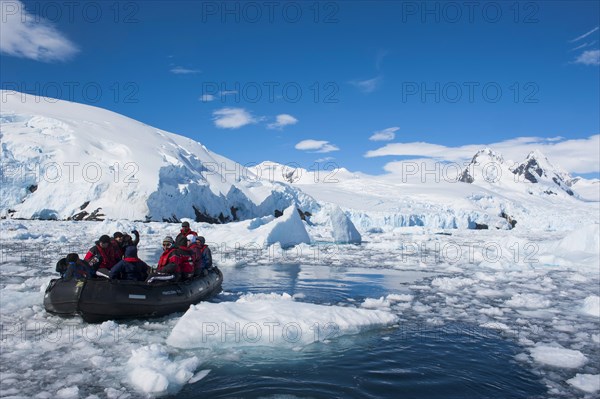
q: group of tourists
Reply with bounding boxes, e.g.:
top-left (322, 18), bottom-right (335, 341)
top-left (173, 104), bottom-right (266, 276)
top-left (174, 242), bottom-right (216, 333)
top-left (58, 221), bottom-right (213, 283)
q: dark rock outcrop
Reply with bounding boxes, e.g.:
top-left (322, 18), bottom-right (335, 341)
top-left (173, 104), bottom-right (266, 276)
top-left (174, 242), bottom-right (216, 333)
top-left (296, 208), bottom-right (312, 221)
top-left (500, 211), bottom-right (517, 228)
top-left (192, 206), bottom-right (220, 224)
top-left (230, 206), bottom-right (239, 221)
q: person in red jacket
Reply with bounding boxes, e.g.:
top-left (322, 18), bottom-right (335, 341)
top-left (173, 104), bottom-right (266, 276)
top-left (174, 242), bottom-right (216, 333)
top-left (157, 236), bottom-right (176, 270)
top-left (111, 232), bottom-right (126, 258)
top-left (188, 235), bottom-right (212, 276)
top-left (174, 235), bottom-right (195, 280)
top-left (175, 221), bottom-right (197, 243)
top-left (84, 235), bottom-right (120, 276)
top-left (112, 230), bottom-right (140, 259)
top-left (149, 236), bottom-right (193, 282)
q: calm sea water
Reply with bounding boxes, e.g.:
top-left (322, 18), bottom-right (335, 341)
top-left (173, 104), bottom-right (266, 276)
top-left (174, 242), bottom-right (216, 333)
top-left (0, 240), bottom-right (547, 399)
top-left (174, 264), bottom-right (546, 399)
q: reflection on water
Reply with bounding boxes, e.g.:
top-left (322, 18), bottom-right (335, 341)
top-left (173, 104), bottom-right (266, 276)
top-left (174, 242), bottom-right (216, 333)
top-left (175, 264), bottom-right (546, 399)
top-left (0, 242), bottom-right (547, 399)
top-left (222, 263), bottom-right (429, 304)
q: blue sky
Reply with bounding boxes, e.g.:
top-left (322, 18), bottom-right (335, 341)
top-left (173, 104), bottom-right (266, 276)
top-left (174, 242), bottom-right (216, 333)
top-left (1, 0), bottom-right (599, 177)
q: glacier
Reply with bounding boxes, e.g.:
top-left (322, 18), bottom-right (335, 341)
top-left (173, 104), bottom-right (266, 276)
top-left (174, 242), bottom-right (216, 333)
top-left (2, 90), bottom-right (597, 235)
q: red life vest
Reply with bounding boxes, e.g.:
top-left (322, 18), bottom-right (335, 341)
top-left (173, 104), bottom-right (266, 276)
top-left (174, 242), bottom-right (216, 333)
top-left (157, 248), bottom-right (176, 270)
top-left (84, 243), bottom-right (120, 270)
top-left (189, 243), bottom-right (206, 271)
top-left (157, 247), bottom-right (193, 274)
top-left (175, 246), bottom-right (195, 274)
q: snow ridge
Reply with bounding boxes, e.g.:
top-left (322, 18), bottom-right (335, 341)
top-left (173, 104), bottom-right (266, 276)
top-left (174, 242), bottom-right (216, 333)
top-left (0, 91), bottom-right (316, 222)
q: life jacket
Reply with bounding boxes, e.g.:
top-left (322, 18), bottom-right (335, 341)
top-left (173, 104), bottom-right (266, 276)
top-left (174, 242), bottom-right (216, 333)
top-left (189, 243), bottom-right (209, 271)
top-left (174, 246), bottom-right (195, 274)
top-left (176, 229), bottom-right (198, 243)
top-left (157, 248), bottom-right (193, 274)
top-left (111, 239), bottom-right (124, 259)
top-left (84, 243), bottom-right (120, 270)
top-left (157, 248), bottom-right (176, 269)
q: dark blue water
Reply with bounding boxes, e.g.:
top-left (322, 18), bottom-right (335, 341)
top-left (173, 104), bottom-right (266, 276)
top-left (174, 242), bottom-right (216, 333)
top-left (174, 264), bottom-right (546, 399)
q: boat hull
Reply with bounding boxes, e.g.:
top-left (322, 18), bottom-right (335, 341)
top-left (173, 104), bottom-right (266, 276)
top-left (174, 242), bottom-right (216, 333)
top-left (44, 268), bottom-right (223, 323)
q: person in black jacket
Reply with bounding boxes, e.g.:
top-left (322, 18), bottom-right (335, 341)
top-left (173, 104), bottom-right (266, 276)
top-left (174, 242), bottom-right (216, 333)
top-left (176, 221), bottom-right (197, 243)
top-left (63, 253), bottom-right (95, 280)
top-left (109, 246), bottom-right (149, 281)
top-left (189, 235), bottom-right (213, 276)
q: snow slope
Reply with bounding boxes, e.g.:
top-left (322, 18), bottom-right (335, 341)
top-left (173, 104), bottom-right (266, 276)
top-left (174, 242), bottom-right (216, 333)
top-left (0, 91), bottom-right (316, 221)
top-left (569, 177), bottom-right (600, 202)
top-left (1, 91), bottom-right (596, 233)
top-left (258, 150), bottom-right (597, 231)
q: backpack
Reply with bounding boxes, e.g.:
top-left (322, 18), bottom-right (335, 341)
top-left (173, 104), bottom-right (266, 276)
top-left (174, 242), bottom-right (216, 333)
top-left (56, 258), bottom-right (67, 275)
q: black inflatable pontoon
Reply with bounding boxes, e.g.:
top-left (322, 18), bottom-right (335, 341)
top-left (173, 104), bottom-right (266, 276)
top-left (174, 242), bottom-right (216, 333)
top-left (44, 268), bottom-right (223, 323)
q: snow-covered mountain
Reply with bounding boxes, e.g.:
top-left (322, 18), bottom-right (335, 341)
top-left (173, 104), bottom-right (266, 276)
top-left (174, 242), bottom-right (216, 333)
top-left (1, 91), bottom-right (595, 232)
top-left (0, 91), bottom-right (316, 222)
top-left (249, 161), bottom-right (362, 185)
top-left (259, 152), bottom-right (594, 231)
top-left (510, 150), bottom-right (575, 196)
top-left (568, 177), bottom-right (600, 202)
top-left (459, 148), bottom-right (576, 197)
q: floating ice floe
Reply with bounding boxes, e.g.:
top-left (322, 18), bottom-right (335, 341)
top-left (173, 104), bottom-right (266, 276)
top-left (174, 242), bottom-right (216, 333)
top-left (126, 344), bottom-right (200, 395)
top-left (582, 295), bottom-right (600, 318)
top-left (567, 373), bottom-right (600, 393)
top-left (167, 292), bottom-right (398, 349)
top-left (529, 344), bottom-right (588, 368)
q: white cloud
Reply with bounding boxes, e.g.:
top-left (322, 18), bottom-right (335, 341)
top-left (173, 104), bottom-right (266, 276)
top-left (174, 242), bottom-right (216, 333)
top-left (574, 50), bottom-right (600, 66)
top-left (314, 156), bottom-right (335, 163)
top-left (199, 94), bottom-right (215, 102)
top-left (0, 0), bottom-right (78, 62)
top-left (570, 41), bottom-right (595, 52)
top-left (350, 76), bottom-right (382, 93)
top-left (267, 114), bottom-right (298, 130)
top-left (295, 139), bottom-right (340, 153)
top-left (212, 108), bottom-right (258, 129)
top-left (570, 27), bottom-right (599, 43)
top-left (170, 66), bottom-right (201, 74)
top-left (369, 127), bottom-right (399, 141)
top-left (365, 135), bottom-right (600, 174)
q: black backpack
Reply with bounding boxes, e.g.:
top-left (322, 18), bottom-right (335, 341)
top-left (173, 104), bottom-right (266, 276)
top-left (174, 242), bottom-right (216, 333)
top-left (55, 258), bottom-right (67, 275)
